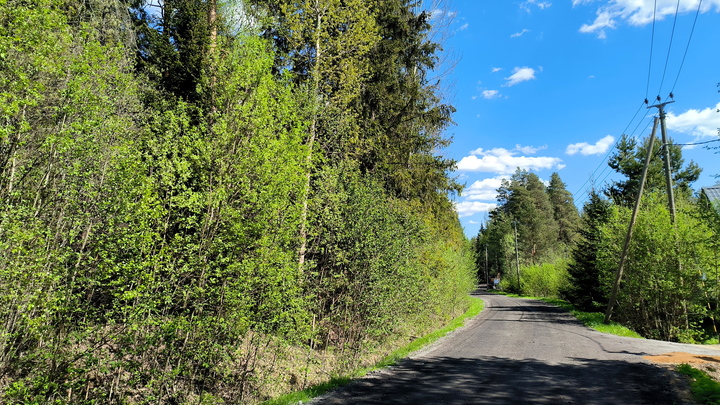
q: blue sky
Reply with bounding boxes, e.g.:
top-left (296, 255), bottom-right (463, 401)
top-left (430, 0), bottom-right (720, 237)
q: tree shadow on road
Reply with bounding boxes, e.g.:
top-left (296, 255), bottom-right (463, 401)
top-left (315, 355), bottom-right (688, 404)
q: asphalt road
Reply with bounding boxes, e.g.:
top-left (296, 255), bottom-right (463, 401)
top-left (311, 289), bottom-right (720, 404)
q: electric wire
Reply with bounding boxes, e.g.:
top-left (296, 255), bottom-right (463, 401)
top-left (669, 139), bottom-right (720, 147)
top-left (571, 101), bottom-right (649, 206)
top-left (570, 101), bottom-right (646, 202)
top-left (575, 117), bottom-right (654, 207)
top-left (581, 116), bottom-right (653, 205)
top-left (670, 0), bottom-right (704, 94)
top-left (657, 0), bottom-right (682, 96)
top-left (645, 0), bottom-right (658, 101)
top-left (573, 0), bottom-right (707, 208)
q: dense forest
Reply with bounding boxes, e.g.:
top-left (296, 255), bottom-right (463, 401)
top-left (474, 131), bottom-right (720, 343)
top-left (0, 0), bottom-right (477, 402)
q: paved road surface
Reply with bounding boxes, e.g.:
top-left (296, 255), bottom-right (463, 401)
top-left (311, 289), bottom-right (720, 404)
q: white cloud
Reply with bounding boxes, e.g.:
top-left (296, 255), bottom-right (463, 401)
top-left (521, 0), bottom-right (553, 12)
top-left (457, 146), bottom-right (563, 174)
top-left (454, 201), bottom-right (498, 217)
top-left (566, 135), bottom-right (615, 155)
top-left (459, 23), bottom-right (469, 31)
top-left (666, 102), bottom-right (720, 138)
top-left (511, 29), bottom-right (531, 38)
top-left (577, 0), bottom-right (720, 38)
top-left (463, 176), bottom-right (506, 201)
top-left (482, 90), bottom-right (501, 99)
top-left (503, 67), bottom-right (537, 87)
top-left (491, 67), bottom-right (503, 73)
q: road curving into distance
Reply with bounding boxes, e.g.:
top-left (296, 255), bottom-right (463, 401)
top-left (311, 289), bottom-right (720, 404)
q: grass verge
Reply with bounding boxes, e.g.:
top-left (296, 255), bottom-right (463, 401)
top-left (263, 296), bottom-right (485, 405)
top-left (492, 291), bottom-right (642, 339)
top-left (677, 364), bottom-right (720, 405)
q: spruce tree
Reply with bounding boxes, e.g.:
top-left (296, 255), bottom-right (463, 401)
top-left (562, 190), bottom-right (611, 311)
top-left (607, 134), bottom-right (701, 206)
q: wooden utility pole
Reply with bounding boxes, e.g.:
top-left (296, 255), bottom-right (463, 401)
top-left (513, 220), bottom-right (521, 291)
top-left (604, 118), bottom-right (659, 324)
top-left (648, 100), bottom-right (676, 223)
top-left (485, 244), bottom-right (489, 290)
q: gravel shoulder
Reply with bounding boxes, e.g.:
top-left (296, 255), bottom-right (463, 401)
top-left (310, 290), bottom-right (720, 404)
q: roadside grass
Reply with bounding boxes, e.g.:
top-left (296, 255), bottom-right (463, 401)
top-left (263, 296), bottom-right (485, 405)
top-left (493, 291), bottom-right (643, 339)
top-left (677, 364), bottom-right (720, 405)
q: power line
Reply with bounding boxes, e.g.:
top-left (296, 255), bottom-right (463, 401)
top-left (574, 117), bottom-right (655, 207)
top-left (645, 0), bottom-right (658, 101)
top-left (575, 0), bottom-right (707, 208)
top-left (571, 101), bottom-right (645, 202)
top-left (669, 139), bottom-right (720, 147)
top-left (657, 0), bottom-right (681, 96)
top-left (670, 0), bottom-right (704, 94)
top-left (571, 101), bottom-right (649, 205)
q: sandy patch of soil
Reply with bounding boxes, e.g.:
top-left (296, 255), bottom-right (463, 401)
top-left (645, 352), bottom-right (720, 382)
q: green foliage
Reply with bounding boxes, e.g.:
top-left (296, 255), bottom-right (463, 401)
top-left (677, 364), bottom-right (720, 405)
top-left (496, 169), bottom-right (560, 264)
top-left (607, 134), bottom-right (702, 206)
top-left (570, 311), bottom-right (643, 338)
top-left (517, 261), bottom-right (570, 299)
top-left (547, 172), bottom-right (581, 248)
top-left (477, 170), bottom-right (577, 294)
top-left (0, 0), bottom-right (473, 402)
top-left (596, 194), bottom-right (716, 341)
top-left (562, 190), bottom-right (612, 311)
top-left (263, 296), bottom-right (484, 405)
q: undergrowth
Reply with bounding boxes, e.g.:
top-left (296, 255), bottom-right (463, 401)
top-left (263, 295), bottom-right (485, 405)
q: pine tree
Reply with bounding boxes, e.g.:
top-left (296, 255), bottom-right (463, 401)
top-left (547, 172), bottom-right (581, 248)
top-left (497, 169), bottom-right (560, 264)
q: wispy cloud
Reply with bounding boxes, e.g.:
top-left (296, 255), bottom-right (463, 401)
top-left (457, 145), bottom-right (563, 174)
top-left (491, 67), bottom-right (503, 73)
top-left (566, 135), bottom-right (615, 155)
top-left (430, 8), bottom-right (458, 20)
top-left (503, 67), bottom-right (537, 87)
top-left (458, 23), bottom-right (469, 31)
top-left (482, 90), bottom-right (501, 99)
top-left (577, 0), bottom-right (720, 38)
top-left (511, 28), bottom-right (531, 38)
top-left (515, 144), bottom-right (547, 154)
top-left (666, 102), bottom-right (720, 138)
top-left (521, 0), bottom-right (552, 12)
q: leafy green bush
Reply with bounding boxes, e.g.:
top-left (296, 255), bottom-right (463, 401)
top-left (500, 260), bottom-right (569, 298)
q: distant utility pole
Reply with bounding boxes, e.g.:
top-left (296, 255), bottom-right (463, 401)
top-left (485, 244), bottom-right (489, 290)
top-left (513, 220), bottom-right (521, 291)
top-left (604, 118), bottom-right (659, 324)
top-left (648, 99), bottom-right (676, 223)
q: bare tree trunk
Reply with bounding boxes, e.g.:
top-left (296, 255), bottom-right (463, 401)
top-left (298, 1), bottom-right (323, 273)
